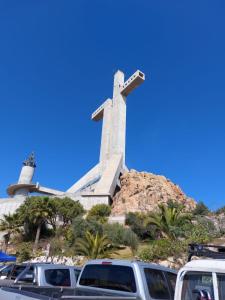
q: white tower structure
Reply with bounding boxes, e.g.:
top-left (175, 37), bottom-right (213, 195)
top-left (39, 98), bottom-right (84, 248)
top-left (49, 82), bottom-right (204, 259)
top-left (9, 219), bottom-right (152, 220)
top-left (7, 153), bottom-right (64, 198)
top-left (7, 153), bottom-right (36, 198)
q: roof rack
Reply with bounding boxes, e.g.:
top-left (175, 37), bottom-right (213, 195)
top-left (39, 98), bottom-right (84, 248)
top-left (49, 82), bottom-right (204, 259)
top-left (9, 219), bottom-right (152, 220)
top-left (188, 243), bottom-right (225, 261)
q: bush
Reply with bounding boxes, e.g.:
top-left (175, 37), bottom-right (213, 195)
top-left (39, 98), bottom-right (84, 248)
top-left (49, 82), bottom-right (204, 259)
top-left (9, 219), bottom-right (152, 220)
top-left (215, 205), bottom-right (225, 215)
top-left (179, 215), bottom-right (217, 244)
top-left (123, 227), bottom-right (139, 254)
top-left (16, 243), bottom-right (32, 262)
top-left (186, 223), bottom-right (215, 244)
top-left (72, 216), bottom-right (103, 240)
top-left (138, 216), bottom-right (217, 262)
top-left (49, 237), bottom-right (64, 257)
top-left (103, 223), bottom-right (139, 254)
top-left (193, 201), bottom-right (210, 216)
top-left (125, 212), bottom-right (155, 240)
top-left (87, 204), bottom-right (111, 223)
top-left (138, 239), bottom-right (185, 262)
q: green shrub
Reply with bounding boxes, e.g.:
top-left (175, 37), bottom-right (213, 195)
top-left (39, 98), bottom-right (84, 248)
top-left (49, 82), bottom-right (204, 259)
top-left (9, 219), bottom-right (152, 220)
top-left (138, 239), bottom-right (185, 262)
top-left (49, 237), bottom-right (64, 257)
top-left (193, 201), bottom-right (210, 216)
top-left (16, 243), bottom-right (32, 262)
top-left (72, 216), bottom-right (103, 240)
top-left (123, 227), bottom-right (139, 254)
top-left (87, 204), bottom-right (111, 223)
top-left (186, 223), bottom-right (214, 244)
top-left (125, 212), bottom-right (155, 240)
top-left (215, 205), bottom-right (225, 215)
top-left (103, 223), bottom-right (139, 254)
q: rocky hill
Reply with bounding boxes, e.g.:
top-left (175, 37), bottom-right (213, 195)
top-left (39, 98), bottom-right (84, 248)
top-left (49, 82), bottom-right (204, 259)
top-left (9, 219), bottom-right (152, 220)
top-left (112, 170), bottom-right (196, 216)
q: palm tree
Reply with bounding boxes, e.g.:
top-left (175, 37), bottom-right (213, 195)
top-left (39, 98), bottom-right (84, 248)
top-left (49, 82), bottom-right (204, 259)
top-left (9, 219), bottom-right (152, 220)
top-left (145, 203), bottom-right (191, 240)
top-left (17, 196), bottom-right (53, 252)
top-left (75, 231), bottom-right (114, 259)
top-left (0, 213), bottom-right (21, 252)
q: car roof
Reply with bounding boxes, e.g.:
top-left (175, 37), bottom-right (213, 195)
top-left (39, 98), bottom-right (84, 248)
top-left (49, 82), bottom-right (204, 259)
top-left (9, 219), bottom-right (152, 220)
top-left (181, 259), bottom-right (225, 272)
top-left (33, 263), bottom-right (81, 269)
top-left (14, 263), bottom-right (81, 269)
top-left (84, 259), bottom-right (177, 274)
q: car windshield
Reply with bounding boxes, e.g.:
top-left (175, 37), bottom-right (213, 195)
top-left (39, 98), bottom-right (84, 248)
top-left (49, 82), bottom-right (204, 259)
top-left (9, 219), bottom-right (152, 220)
top-left (181, 272), bottom-right (215, 300)
top-left (217, 273), bottom-right (225, 300)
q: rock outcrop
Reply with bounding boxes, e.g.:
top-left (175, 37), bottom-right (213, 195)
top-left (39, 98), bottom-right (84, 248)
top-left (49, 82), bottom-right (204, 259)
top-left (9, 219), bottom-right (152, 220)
top-left (112, 170), bottom-right (196, 216)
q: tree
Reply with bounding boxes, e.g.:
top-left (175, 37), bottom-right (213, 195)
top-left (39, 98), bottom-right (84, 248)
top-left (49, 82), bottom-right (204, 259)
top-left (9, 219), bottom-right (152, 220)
top-left (16, 196), bottom-right (53, 252)
top-left (50, 197), bottom-right (85, 228)
top-left (145, 203), bottom-right (191, 240)
top-left (87, 204), bottom-right (111, 224)
top-left (0, 213), bottom-right (21, 252)
top-left (75, 231), bottom-right (114, 259)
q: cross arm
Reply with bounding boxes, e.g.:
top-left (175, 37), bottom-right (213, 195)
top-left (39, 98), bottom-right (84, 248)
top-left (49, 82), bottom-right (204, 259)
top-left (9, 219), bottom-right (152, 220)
top-left (91, 98), bottom-right (111, 121)
top-left (120, 70), bottom-right (145, 96)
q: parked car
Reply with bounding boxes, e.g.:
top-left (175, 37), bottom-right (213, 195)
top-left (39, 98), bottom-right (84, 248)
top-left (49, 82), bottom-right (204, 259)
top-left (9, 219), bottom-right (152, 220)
top-left (0, 263), bottom-right (82, 298)
top-left (0, 259), bottom-right (177, 300)
top-left (174, 244), bottom-right (225, 300)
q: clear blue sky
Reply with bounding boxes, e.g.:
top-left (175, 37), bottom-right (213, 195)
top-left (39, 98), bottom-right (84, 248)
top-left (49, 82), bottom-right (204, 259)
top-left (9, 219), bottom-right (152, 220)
top-left (0, 0), bottom-right (225, 210)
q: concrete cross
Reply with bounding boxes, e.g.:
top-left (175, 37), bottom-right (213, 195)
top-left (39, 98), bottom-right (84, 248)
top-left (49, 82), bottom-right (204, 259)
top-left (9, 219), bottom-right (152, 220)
top-left (92, 70), bottom-right (145, 169)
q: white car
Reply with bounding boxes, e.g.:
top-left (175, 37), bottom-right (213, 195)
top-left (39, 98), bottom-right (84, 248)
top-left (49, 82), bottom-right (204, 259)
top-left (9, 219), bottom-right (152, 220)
top-left (175, 244), bottom-right (225, 300)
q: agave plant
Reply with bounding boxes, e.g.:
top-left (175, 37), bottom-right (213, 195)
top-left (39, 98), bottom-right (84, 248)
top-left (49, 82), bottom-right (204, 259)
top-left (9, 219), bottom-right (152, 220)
top-left (75, 231), bottom-right (115, 259)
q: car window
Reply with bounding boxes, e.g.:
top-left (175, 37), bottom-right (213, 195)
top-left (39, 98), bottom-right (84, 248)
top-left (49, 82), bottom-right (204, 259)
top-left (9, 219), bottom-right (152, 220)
top-left (0, 264), bottom-right (13, 277)
top-left (79, 264), bottom-right (136, 293)
top-left (45, 269), bottom-right (71, 287)
top-left (217, 273), bottom-right (225, 300)
top-left (181, 272), bottom-right (214, 300)
top-left (166, 272), bottom-right (177, 296)
top-left (10, 265), bottom-right (27, 279)
top-left (17, 266), bottom-right (34, 283)
top-left (144, 268), bottom-right (171, 299)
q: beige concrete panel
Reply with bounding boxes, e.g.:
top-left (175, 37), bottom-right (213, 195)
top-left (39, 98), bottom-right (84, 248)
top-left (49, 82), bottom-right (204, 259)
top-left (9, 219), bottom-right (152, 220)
top-left (99, 99), bottom-right (112, 169)
top-left (79, 195), bottom-right (109, 210)
top-left (66, 163), bottom-right (100, 193)
top-left (37, 185), bottom-right (64, 196)
top-left (94, 154), bottom-right (123, 197)
top-left (111, 71), bottom-right (126, 165)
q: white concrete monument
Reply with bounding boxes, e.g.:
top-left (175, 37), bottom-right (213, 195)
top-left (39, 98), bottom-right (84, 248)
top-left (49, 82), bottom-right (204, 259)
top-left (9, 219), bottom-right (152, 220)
top-left (66, 70), bottom-right (145, 209)
top-left (0, 69), bottom-right (145, 216)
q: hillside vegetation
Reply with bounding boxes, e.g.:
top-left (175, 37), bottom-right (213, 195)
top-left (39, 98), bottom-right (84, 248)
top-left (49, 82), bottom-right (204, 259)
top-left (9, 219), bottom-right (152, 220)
top-left (1, 195), bottom-right (225, 268)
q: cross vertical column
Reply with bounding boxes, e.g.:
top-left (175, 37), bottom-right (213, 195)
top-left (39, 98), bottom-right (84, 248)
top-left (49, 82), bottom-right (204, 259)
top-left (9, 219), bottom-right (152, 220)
top-left (111, 70), bottom-right (126, 166)
top-left (99, 98), bottom-right (112, 170)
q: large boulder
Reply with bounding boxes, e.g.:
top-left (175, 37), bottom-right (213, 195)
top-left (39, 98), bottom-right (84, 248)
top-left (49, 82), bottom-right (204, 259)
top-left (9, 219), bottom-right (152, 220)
top-left (112, 170), bottom-right (196, 216)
